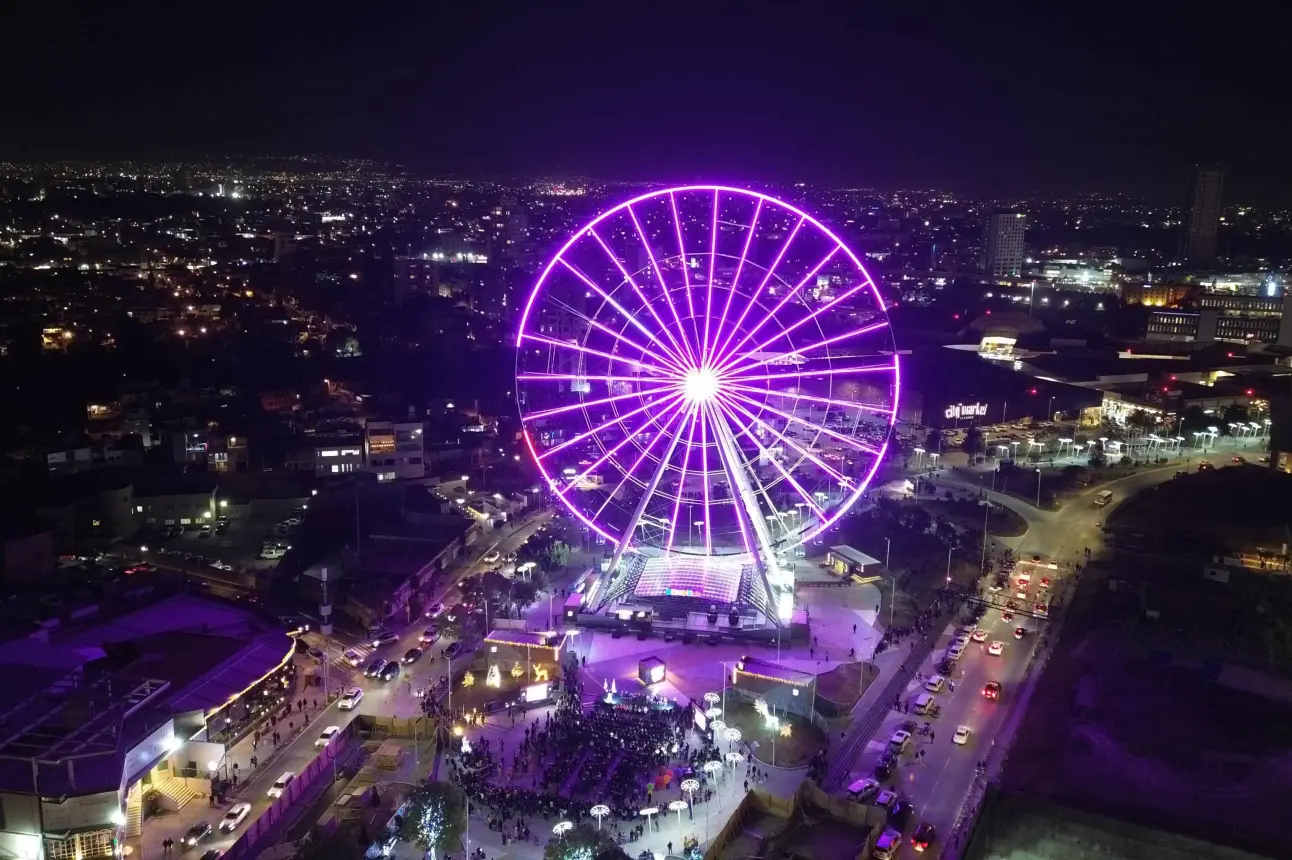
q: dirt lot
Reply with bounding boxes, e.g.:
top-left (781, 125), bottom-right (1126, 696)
top-left (1000, 621), bottom-right (1292, 858)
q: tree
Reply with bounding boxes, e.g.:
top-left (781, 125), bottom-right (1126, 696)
top-left (962, 426), bottom-right (984, 456)
top-left (296, 829), bottom-right (360, 860)
top-left (543, 823), bottom-right (629, 860)
top-left (394, 782), bottom-right (466, 860)
top-left (1126, 410), bottom-right (1157, 433)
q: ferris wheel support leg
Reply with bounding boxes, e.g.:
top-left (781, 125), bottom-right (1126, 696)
top-left (709, 410), bottom-right (791, 628)
top-left (599, 405), bottom-right (697, 609)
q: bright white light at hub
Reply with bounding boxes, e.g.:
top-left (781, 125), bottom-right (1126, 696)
top-left (683, 367), bottom-right (720, 403)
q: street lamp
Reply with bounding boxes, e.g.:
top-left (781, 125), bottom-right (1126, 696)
top-left (724, 727), bottom-right (742, 750)
top-left (669, 800), bottom-right (689, 831)
top-left (590, 805), bottom-right (610, 830)
top-left (1035, 467), bottom-right (1043, 508)
top-left (552, 821), bottom-right (574, 836)
top-left (640, 807), bottom-right (659, 833)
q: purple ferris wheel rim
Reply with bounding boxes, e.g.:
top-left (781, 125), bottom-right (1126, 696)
top-left (516, 184), bottom-right (901, 556)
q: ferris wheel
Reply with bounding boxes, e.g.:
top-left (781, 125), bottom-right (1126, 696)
top-left (516, 185), bottom-right (899, 570)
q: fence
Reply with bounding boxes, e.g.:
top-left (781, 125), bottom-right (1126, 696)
top-left (219, 723), bottom-right (354, 860)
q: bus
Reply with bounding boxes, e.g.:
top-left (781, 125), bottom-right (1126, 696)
top-left (1093, 490), bottom-right (1113, 508)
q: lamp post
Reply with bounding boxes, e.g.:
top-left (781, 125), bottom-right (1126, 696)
top-left (944, 544), bottom-right (953, 584)
top-left (590, 805), bottom-right (610, 830)
top-left (681, 777), bottom-right (701, 836)
top-left (669, 800), bottom-right (689, 833)
top-left (640, 807), bottom-right (659, 833)
top-left (724, 727), bottom-right (742, 751)
top-left (882, 537), bottom-right (895, 630)
top-left (1035, 467), bottom-right (1043, 509)
top-left (552, 821), bottom-right (574, 837)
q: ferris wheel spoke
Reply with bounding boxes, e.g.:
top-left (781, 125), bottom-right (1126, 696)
top-left (702, 188), bottom-right (721, 362)
top-left (718, 320), bottom-right (891, 379)
top-left (559, 257), bottom-right (688, 368)
top-left (715, 392), bottom-right (852, 484)
top-left (727, 363), bottom-right (894, 384)
top-left (627, 204), bottom-right (699, 366)
top-left (706, 197), bottom-right (763, 367)
top-left (559, 395), bottom-right (690, 492)
top-left (708, 397), bottom-right (826, 519)
top-left (712, 246), bottom-right (840, 372)
top-left (721, 388), bottom-right (884, 457)
top-left (549, 297), bottom-right (690, 377)
top-left (538, 390), bottom-right (686, 460)
top-left (668, 191), bottom-right (701, 348)
top-left (586, 227), bottom-right (692, 368)
top-left (664, 405), bottom-right (701, 552)
top-left (521, 383), bottom-right (679, 422)
top-left (744, 277), bottom-right (885, 364)
top-left (518, 373), bottom-right (677, 385)
top-left (723, 383), bottom-right (894, 417)
top-left (705, 401), bottom-right (784, 526)
top-left (592, 398), bottom-right (692, 519)
top-left (698, 399), bottom-right (713, 554)
top-left (519, 332), bottom-right (680, 376)
top-left (711, 216), bottom-right (806, 367)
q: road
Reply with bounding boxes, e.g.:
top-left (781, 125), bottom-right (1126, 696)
top-left (837, 440), bottom-right (1266, 853)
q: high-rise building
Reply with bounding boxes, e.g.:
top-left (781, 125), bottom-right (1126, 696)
top-left (1181, 166), bottom-right (1224, 265)
top-left (981, 211), bottom-right (1026, 278)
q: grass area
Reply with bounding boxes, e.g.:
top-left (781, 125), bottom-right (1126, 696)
top-left (924, 498), bottom-right (1028, 537)
top-left (721, 701), bottom-right (827, 768)
top-left (816, 661), bottom-right (878, 711)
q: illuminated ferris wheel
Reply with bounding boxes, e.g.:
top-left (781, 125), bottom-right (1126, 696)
top-left (516, 185), bottom-right (899, 574)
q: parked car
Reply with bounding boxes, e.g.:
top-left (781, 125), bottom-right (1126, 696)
top-left (316, 726), bottom-right (341, 747)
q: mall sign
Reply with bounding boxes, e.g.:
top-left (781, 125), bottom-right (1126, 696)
top-left (944, 402), bottom-right (989, 421)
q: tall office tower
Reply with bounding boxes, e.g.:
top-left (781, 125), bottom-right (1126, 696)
top-left (981, 211), bottom-right (1026, 278)
top-left (1182, 166), bottom-right (1224, 265)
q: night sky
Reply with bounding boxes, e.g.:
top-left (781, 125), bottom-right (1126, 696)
top-left (7, 1), bottom-right (1290, 200)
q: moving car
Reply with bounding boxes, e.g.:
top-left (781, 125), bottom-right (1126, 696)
top-left (988, 641), bottom-right (1004, 656)
top-left (911, 821), bottom-right (938, 852)
top-left (343, 649), bottom-right (363, 667)
top-left (182, 822), bottom-right (212, 847)
top-left (378, 661), bottom-right (400, 682)
top-left (199, 850), bottom-right (222, 860)
top-left (983, 681), bottom-right (1001, 701)
top-left (888, 729), bottom-right (911, 753)
top-left (971, 628), bottom-right (989, 642)
top-left (874, 789), bottom-right (897, 808)
top-left (953, 725), bottom-right (971, 745)
top-left (420, 627), bottom-right (438, 644)
top-left (306, 647), bottom-right (326, 662)
top-left (338, 687), bottom-right (364, 710)
top-left (1014, 626), bottom-right (1027, 639)
top-left (372, 631), bottom-right (399, 648)
top-left (364, 659), bottom-right (387, 678)
top-left (267, 771), bottom-right (295, 798)
top-left (923, 675), bottom-right (945, 693)
top-left (889, 800), bottom-right (916, 829)
top-left (444, 641), bottom-right (464, 659)
top-left (1001, 612), bottom-right (1014, 624)
top-left (219, 803), bottom-right (252, 832)
top-left (483, 550), bottom-right (501, 563)
top-left (425, 602), bottom-right (444, 618)
top-left (1039, 577), bottom-right (1051, 589)
top-left (403, 647), bottom-right (423, 664)
top-left (316, 725), bottom-right (341, 747)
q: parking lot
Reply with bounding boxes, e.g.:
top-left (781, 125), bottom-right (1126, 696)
top-left (142, 508), bottom-right (306, 575)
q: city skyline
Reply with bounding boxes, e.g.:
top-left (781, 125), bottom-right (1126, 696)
top-left (5, 2), bottom-right (1291, 201)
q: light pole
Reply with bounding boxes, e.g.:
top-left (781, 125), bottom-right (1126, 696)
top-left (640, 807), bottom-right (658, 834)
top-left (590, 805), bottom-right (610, 830)
top-left (944, 544), bottom-right (953, 584)
top-left (1035, 467), bottom-right (1043, 508)
top-left (669, 800), bottom-right (689, 833)
top-left (883, 537), bottom-right (895, 629)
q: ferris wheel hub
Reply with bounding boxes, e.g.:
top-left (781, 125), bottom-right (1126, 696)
top-left (682, 367), bottom-right (721, 404)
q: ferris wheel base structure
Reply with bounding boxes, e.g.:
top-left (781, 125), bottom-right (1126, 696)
top-left (585, 552), bottom-right (800, 638)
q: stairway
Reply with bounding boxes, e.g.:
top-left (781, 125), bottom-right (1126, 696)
top-left (152, 775), bottom-right (202, 811)
top-left (125, 790), bottom-right (143, 838)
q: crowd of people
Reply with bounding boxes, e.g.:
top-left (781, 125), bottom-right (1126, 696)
top-left (442, 670), bottom-right (732, 850)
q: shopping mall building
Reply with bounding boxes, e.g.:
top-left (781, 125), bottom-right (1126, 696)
top-left (0, 595), bottom-right (293, 860)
